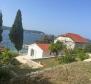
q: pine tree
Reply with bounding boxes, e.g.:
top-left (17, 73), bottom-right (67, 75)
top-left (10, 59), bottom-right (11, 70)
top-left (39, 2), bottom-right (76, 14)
top-left (0, 12), bottom-right (3, 42)
top-left (9, 9), bottom-right (24, 51)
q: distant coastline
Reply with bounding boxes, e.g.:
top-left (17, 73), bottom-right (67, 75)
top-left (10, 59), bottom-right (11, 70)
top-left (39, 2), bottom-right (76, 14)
top-left (3, 26), bottom-right (45, 35)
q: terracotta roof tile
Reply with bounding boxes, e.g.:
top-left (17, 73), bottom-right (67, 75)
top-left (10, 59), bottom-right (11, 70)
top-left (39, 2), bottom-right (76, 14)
top-left (61, 33), bottom-right (88, 43)
top-left (37, 43), bottom-right (49, 52)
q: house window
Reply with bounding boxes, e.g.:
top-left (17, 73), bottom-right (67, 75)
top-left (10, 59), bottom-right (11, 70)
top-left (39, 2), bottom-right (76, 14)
top-left (31, 49), bottom-right (34, 56)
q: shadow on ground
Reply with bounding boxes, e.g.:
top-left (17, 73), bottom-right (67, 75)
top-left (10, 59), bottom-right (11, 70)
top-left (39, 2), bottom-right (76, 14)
top-left (10, 74), bottom-right (52, 84)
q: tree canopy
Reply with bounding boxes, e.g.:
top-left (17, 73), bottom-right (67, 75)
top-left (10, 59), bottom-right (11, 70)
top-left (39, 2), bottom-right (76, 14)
top-left (9, 9), bottom-right (24, 51)
top-left (0, 12), bottom-right (3, 42)
top-left (36, 34), bottom-right (55, 43)
top-left (49, 41), bottom-right (65, 56)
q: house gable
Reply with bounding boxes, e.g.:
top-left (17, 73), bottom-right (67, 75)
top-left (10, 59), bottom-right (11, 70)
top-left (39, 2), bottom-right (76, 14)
top-left (28, 43), bottom-right (43, 59)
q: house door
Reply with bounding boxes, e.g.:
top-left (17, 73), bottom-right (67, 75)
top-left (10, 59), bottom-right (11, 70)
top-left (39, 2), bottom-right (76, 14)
top-left (31, 49), bottom-right (34, 56)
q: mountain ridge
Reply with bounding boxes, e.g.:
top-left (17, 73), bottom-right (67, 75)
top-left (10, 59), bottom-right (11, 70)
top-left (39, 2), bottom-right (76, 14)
top-left (2, 26), bottom-right (45, 35)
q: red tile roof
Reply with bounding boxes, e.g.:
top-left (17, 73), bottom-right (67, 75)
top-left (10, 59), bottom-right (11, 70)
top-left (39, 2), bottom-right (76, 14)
top-left (37, 43), bottom-right (49, 52)
top-left (61, 33), bottom-right (88, 43)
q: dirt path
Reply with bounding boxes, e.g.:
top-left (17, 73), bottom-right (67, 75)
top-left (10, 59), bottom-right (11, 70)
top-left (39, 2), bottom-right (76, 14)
top-left (15, 56), bottom-right (43, 69)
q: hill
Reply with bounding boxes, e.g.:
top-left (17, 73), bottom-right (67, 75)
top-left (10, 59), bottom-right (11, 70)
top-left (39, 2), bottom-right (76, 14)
top-left (6, 62), bottom-right (91, 84)
top-left (2, 26), bottom-right (45, 35)
top-left (11, 61), bottom-right (91, 84)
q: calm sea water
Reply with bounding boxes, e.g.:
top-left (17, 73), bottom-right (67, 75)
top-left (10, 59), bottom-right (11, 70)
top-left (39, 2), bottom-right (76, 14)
top-left (2, 30), bottom-right (43, 53)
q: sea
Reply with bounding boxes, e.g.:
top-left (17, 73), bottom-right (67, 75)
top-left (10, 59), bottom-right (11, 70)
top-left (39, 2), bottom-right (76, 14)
top-left (2, 29), bottom-right (44, 54)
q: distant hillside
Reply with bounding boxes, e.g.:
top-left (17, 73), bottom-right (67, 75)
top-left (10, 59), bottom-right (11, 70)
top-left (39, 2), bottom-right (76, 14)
top-left (2, 26), bottom-right (45, 35)
top-left (24, 30), bottom-right (45, 35)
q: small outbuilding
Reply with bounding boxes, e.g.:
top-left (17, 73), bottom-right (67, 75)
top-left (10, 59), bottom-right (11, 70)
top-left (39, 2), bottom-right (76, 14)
top-left (27, 43), bottom-right (52, 59)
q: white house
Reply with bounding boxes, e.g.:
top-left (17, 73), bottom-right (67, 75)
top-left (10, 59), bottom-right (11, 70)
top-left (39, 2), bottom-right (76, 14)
top-left (54, 36), bottom-right (75, 49)
top-left (27, 43), bottom-right (51, 59)
top-left (54, 33), bottom-right (88, 49)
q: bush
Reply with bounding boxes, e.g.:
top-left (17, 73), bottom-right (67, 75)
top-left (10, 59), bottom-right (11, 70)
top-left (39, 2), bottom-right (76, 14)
top-left (84, 44), bottom-right (91, 53)
top-left (76, 51), bottom-right (89, 61)
top-left (59, 48), bottom-right (89, 64)
top-left (10, 58), bottom-right (21, 65)
top-left (49, 41), bottom-right (66, 56)
top-left (0, 48), bottom-right (18, 64)
top-left (73, 48), bottom-right (89, 61)
top-left (0, 66), bottom-right (14, 81)
top-left (59, 54), bottom-right (76, 64)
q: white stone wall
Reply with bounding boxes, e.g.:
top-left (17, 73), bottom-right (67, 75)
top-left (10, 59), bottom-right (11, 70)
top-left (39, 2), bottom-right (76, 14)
top-left (27, 43), bottom-right (43, 59)
top-left (54, 36), bottom-right (75, 49)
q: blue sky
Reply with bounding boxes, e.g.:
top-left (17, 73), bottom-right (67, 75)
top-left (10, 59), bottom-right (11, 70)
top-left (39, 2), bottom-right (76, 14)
top-left (0, 0), bottom-right (91, 39)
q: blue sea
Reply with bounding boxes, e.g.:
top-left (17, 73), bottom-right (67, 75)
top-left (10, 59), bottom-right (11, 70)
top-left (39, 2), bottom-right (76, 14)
top-left (2, 29), bottom-right (43, 53)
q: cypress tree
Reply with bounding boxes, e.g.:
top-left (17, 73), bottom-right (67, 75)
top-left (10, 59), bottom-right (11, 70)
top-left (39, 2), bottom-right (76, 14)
top-left (0, 12), bottom-right (3, 42)
top-left (9, 9), bottom-right (24, 51)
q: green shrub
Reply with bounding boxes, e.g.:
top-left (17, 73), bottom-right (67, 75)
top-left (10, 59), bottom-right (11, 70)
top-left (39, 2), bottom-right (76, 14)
top-left (59, 48), bottom-right (89, 64)
top-left (49, 41), bottom-right (66, 56)
top-left (77, 52), bottom-right (89, 61)
top-left (0, 66), bottom-right (14, 81)
top-left (59, 54), bottom-right (76, 64)
top-left (84, 44), bottom-right (91, 53)
top-left (73, 48), bottom-right (89, 61)
top-left (0, 48), bottom-right (18, 64)
top-left (10, 58), bottom-right (21, 65)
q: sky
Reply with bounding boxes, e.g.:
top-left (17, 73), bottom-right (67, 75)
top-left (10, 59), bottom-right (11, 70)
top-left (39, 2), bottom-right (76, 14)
top-left (0, 0), bottom-right (91, 39)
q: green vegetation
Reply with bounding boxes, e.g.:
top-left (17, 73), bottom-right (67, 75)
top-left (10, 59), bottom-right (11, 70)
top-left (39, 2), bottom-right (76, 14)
top-left (59, 53), bottom-right (76, 64)
top-left (36, 34), bottom-right (55, 43)
top-left (49, 41), bottom-right (89, 64)
top-left (0, 64), bottom-right (33, 84)
top-left (0, 48), bottom-right (18, 65)
top-left (59, 48), bottom-right (89, 63)
top-left (9, 9), bottom-right (24, 51)
top-left (49, 41), bottom-right (65, 56)
top-left (85, 43), bottom-right (91, 53)
top-left (0, 66), bottom-right (14, 81)
top-left (0, 12), bottom-right (3, 42)
top-left (73, 48), bottom-right (89, 61)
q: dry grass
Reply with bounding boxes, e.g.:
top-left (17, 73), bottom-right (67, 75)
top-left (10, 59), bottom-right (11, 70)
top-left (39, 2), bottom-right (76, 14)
top-left (40, 61), bottom-right (91, 84)
top-left (34, 57), bottom-right (59, 68)
top-left (9, 61), bottom-right (91, 84)
top-left (2, 61), bottom-right (91, 84)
